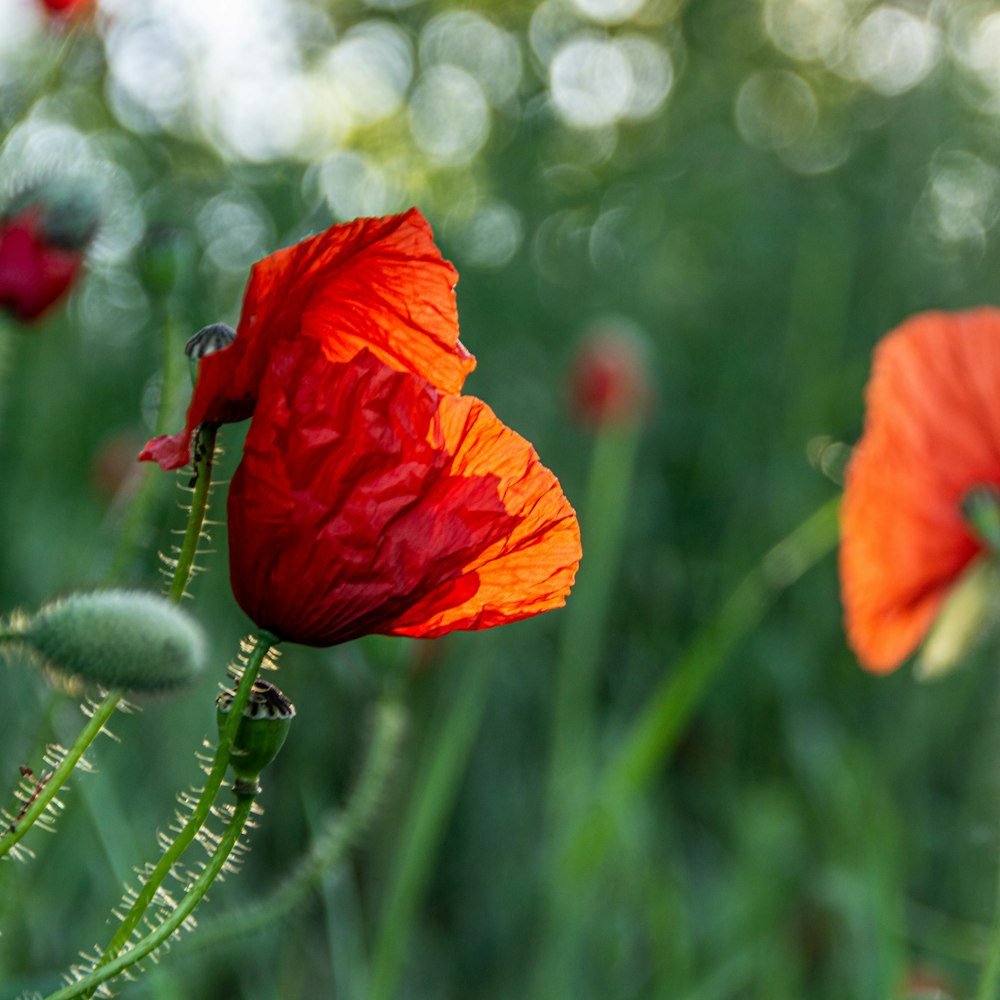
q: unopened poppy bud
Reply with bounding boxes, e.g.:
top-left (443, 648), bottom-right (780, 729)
top-left (917, 556), bottom-right (1000, 679)
top-left (217, 679), bottom-right (295, 787)
top-left (569, 325), bottom-right (653, 428)
top-left (137, 227), bottom-right (192, 298)
top-left (186, 323), bottom-right (236, 361)
top-left (20, 591), bottom-right (206, 691)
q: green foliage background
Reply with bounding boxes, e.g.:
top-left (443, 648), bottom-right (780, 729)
top-left (2, 0), bottom-right (998, 997)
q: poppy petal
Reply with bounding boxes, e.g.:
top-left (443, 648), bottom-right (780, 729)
top-left (140, 209), bottom-right (475, 470)
top-left (840, 308), bottom-right (1000, 672)
top-left (227, 344), bottom-right (580, 647)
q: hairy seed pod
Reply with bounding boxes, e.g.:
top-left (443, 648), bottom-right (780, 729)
top-left (23, 590), bottom-right (206, 691)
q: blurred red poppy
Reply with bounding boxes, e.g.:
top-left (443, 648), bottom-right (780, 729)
top-left (228, 341), bottom-right (580, 645)
top-left (141, 209), bottom-right (475, 470)
top-left (37, 0), bottom-right (90, 16)
top-left (569, 326), bottom-right (652, 428)
top-left (0, 207), bottom-right (87, 322)
top-left (143, 209), bottom-right (581, 645)
top-left (839, 309), bottom-right (1000, 672)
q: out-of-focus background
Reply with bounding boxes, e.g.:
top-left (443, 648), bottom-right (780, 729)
top-left (2, 0), bottom-right (999, 997)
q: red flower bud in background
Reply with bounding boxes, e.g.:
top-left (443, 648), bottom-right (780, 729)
top-left (569, 325), bottom-right (653, 428)
top-left (143, 209), bottom-right (581, 647)
top-left (0, 180), bottom-right (100, 323)
top-left (37, 0), bottom-right (91, 18)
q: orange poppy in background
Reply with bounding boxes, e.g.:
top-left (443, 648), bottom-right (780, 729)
top-left (141, 209), bottom-right (475, 471)
top-left (142, 209), bottom-right (581, 645)
top-left (840, 308), bottom-right (1000, 673)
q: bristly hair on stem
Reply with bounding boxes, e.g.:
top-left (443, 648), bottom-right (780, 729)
top-left (163, 426), bottom-right (220, 604)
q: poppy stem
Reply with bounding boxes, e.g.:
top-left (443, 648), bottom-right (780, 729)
top-left (43, 790), bottom-right (258, 1000)
top-left (168, 421), bottom-right (219, 603)
top-left (0, 416), bottom-right (218, 863)
top-left (561, 494), bottom-right (840, 869)
top-left (0, 688), bottom-right (121, 861)
top-left (187, 691), bottom-right (406, 952)
top-left (105, 309), bottom-right (187, 583)
top-left (976, 860), bottom-right (1000, 999)
top-left (81, 632), bottom-right (275, 997)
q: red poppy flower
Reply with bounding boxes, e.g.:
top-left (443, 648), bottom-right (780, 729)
top-left (839, 308), bottom-right (1000, 673)
top-left (140, 209), bottom-right (475, 471)
top-left (227, 341), bottom-right (580, 645)
top-left (142, 210), bottom-right (580, 645)
top-left (37, 0), bottom-right (90, 16)
top-left (0, 207), bottom-right (86, 322)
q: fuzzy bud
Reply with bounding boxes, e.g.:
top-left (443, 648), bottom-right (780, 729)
top-left (22, 591), bottom-right (206, 691)
top-left (217, 679), bottom-right (295, 787)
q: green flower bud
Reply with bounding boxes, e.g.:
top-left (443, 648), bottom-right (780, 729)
top-left (22, 590), bottom-right (206, 691)
top-left (217, 679), bottom-right (294, 788)
top-left (137, 226), bottom-right (194, 298)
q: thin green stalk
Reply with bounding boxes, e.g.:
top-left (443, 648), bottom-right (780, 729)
top-left (168, 422), bottom-right (218, 603)
top-left (0, 689), bottom-right (120, 860)
top-left (564, 495), bottom-right (840, 871)
top-left (88, 633), bottom-right (275, 983)
top-left (191, 694), bottom-right (406, 951)
top-left (977, 860), bottom-right (1000, 999)
top-left (534, 421), bottom-right (640, 1000)
top-left (105, 312), bottom-right (187, 583)
top-left (547, 422), bottom-right (640, 806)
top-left (368, 662), bottom-right (492, 1000)
top-left (44, 792), bottom-right (257, 1000)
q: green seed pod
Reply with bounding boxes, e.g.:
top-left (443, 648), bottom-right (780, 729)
top-left (22, 591), bottom-right (206, 691)
top-left (217, 679), bottom-right (295, 785)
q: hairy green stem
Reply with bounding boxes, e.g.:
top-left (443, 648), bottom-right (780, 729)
top-left (44, 792), bottom-right (257, 1000)
top-left (168, 422), bottom-right (218, 603)
top-left (87, 633), bottom-right (275, 987)
top-left (0, 422), bottom-right (218, 862)
top-left (0, 689), bottom-right (121, 860)
top-left (192, 694), bottom-right (406, 951)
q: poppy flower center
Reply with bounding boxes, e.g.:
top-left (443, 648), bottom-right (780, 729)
top-left (962, 485), bottom-right (1000, 555)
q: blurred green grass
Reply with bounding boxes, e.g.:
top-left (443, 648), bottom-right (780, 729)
top-left (4, 0), bottom-right (1000, 997)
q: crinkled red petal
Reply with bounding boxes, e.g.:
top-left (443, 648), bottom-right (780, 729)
top-left (140, 208), bottom-right (475, 470)
top-left (228, 344), bottom-right (580, 647)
